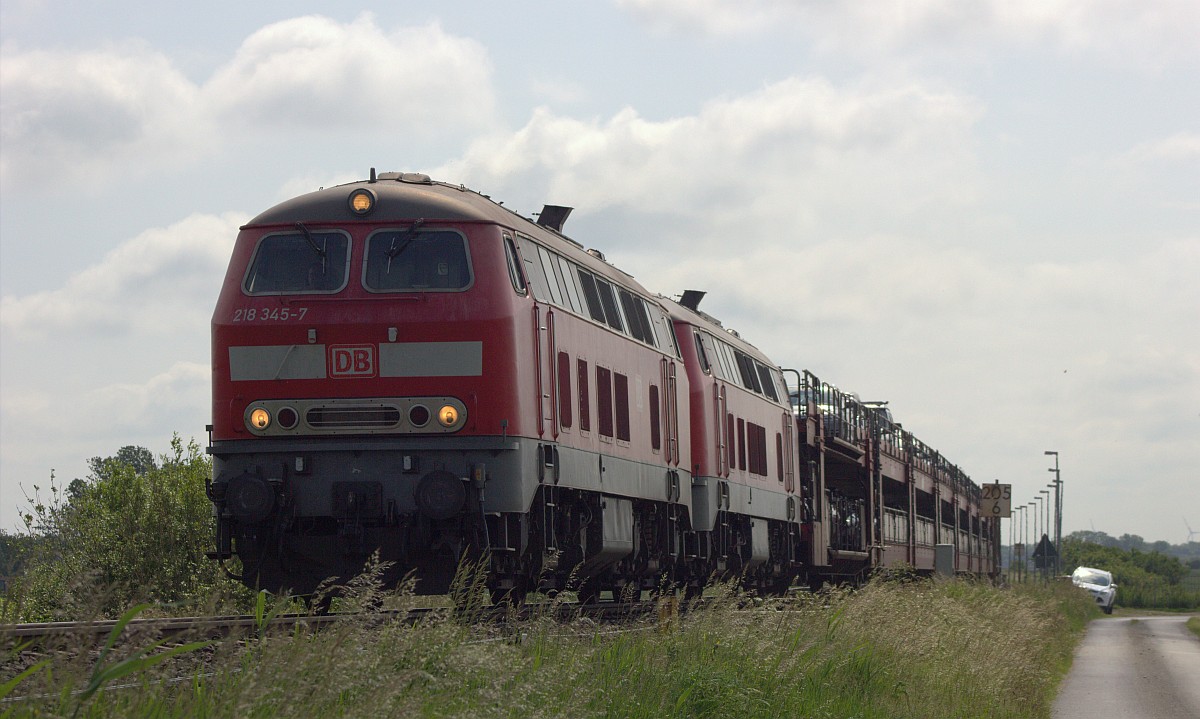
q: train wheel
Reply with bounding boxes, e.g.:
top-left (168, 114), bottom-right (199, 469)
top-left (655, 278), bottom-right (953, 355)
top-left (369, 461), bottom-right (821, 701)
top-left (489, 578), bottom-right (528, 607)
top-left (577, 578), bottom-right (602, 605)
top-left (768, 577), bottom-right (793, 596)
top-left (306, 593), bottom-right (335, 616)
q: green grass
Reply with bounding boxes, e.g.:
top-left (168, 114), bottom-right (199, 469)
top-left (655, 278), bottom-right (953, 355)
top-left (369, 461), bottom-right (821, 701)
top-left (2, 576), bottom-right (1096, 719)
top-left (1187, 616), bottom-right (1200, 640)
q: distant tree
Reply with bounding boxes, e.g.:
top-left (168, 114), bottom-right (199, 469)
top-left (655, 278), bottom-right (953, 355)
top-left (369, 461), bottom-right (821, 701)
top-left (1065, 530), bottom-right (1114, 546)
top-left (87, 445), bottom-right (157, 481)
top-left (1066, 531), bottom-right (1200, 564)
top-left (1130, 550), bottom-right (1188, 585)
top-left (66, 478), bottom-right (88, 501)
top-left (1062, 538), bottom-right (1126, 573)
top-left (0, 531), bottom-right (38, 593)
top-left (1116, 534), bottom-right (1146, 552)
top-left (1062, 537), bottom-right (1198, 610)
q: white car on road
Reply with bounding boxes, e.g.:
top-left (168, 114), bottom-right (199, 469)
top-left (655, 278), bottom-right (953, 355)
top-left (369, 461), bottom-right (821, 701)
top-left (1071, 566), bottom-right (1117, 614)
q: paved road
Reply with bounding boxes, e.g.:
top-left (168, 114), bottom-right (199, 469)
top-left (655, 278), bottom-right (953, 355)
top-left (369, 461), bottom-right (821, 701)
top-left (1054, 615), bottom-right (1200, 719)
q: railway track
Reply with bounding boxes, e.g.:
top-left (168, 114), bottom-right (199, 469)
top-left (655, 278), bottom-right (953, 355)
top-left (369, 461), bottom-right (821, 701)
top-left (5, 609), bottom-right (422, 644)
top-left (1, 597), bottom-right (683, 708)
top-left (2, 597), bottom-right (666, 647)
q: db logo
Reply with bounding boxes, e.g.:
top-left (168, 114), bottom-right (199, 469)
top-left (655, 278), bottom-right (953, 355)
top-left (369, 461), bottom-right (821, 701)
top-left (329, 345), bottom-right (376, 378)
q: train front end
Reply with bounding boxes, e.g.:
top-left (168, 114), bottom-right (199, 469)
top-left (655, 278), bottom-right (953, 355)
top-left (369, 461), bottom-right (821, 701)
top-left (207, 173), bottom-right (533, 597)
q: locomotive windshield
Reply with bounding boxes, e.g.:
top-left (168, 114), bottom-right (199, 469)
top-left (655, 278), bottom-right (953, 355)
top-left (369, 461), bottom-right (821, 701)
top-left (243, 230), bottom-right (350, 294)
top-left (364, 229), bottom-right (471, 291)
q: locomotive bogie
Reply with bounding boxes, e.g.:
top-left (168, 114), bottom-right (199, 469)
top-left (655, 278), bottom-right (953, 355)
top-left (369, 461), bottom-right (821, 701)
top-left (209, 437), bottom-right (530, 594)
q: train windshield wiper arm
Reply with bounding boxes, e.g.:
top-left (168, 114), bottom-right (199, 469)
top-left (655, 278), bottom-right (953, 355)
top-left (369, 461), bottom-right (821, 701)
top-left (295, 222), bottom-right (327, 273)
top-left (386, 218), bottom-right (426, 272)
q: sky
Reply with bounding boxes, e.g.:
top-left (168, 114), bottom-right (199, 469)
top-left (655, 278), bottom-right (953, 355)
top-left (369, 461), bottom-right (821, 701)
top-left (1, 0), bottom-right (1197, 544)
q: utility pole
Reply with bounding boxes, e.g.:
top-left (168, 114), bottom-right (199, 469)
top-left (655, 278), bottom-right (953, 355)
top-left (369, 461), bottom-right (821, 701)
top-left (1033, 496), bottom-right (1042, 548)
top-left (1023, 504), bottom-right (1031, 582)
top-left (1041, 489), bottom-right (1052, 580)
top-left (1045, 451), bottom-right (1061, 576)
top-left (1016, 505), bottom-right (1025, 582)
top-left (1034, 493), bottom-right (1045, 580)
top-left (1022, 504), bottom-right (1032, 583)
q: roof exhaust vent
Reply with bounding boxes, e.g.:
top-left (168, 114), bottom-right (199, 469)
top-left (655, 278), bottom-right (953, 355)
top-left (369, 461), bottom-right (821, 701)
top-left (537, 205), bottom-right (573, 233)
top-left (680, 290), bottom-right (706, 311)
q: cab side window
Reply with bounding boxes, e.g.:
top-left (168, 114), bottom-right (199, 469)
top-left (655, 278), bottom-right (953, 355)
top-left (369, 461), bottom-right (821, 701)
top-left (504, 236), bottom-right (527, 295)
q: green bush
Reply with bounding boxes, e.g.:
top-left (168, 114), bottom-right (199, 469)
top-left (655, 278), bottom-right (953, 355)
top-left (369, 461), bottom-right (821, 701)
top-left (1061, 538), bottom-right (1200, 610)
top-left (4, 436), bottom-right (249, 621)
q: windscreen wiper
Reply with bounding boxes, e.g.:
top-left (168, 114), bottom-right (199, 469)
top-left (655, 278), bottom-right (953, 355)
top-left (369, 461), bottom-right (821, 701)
top-left (295, 222), bottom-right (327, 273)
top-left (386, 218), bottom-right (426, 272)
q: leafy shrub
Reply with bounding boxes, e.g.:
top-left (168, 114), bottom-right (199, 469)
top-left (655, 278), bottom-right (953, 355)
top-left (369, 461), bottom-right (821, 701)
top-left (5, 436), bottom-right (249, 621)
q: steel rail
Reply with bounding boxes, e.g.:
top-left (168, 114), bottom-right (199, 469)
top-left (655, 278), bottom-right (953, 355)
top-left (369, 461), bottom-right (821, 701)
top-left (2, 596), bottom-right (677, 646)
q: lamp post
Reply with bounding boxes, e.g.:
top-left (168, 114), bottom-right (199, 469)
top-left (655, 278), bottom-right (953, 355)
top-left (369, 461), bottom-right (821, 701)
top-left (1020, 504), bottom-right (1028, 582)
top-left (1039, 489), bottom-right (1051, 579)
top-left (1024, 503), bottom-right (1033, 581)
top-left (1041, 489), bottom-right (1051, 541)
top-left (1032, 494), bottom-right (1043, 580)
top-left (1017, 504), bottom-right (1027, 582)
top-left (1013, 503), bottom-right (1023, 581)
top-left (1012, 505), bottom-right (1019, 581)
top-left (1045, 451), bottom-right (1061, 575)
top-left (1047, 482), bottom-right (1059, 574)
top-left (1025, 503), bottom-right (1033, 581)
top-left (1033, 496), bottom-right (1041, 545)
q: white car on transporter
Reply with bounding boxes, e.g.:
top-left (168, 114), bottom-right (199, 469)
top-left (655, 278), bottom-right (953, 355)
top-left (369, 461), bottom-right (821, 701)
top-left (1071, 566), bottom-right (1117, 614)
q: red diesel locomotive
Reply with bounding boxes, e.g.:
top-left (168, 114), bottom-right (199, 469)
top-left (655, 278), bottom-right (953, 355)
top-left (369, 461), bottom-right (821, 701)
top-left (207, 171), bottom-right (997, 602)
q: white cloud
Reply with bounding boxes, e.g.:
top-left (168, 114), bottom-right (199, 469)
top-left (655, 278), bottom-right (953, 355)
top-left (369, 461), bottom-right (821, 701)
top-left (529, 78), bottom-right (589, 106)
top-left (0, 221), bottom-right (222, 530)
top-left (1, 209), bottom-right (227, 529)
top-left (0, 15), bottom-right (496, 185)
top-left (617, 0), bottom-right (780, 35)
top-left (81, 361), bottom-right (211, 436)
top-left (439, 77), bottom-right (983, 245)
top-left (273, 171), bottom-right (366, 203)
top-left (204, 14), bottom-right (495, 134)
top-left (617, 0), bottom-right (1200, 65)
top-left (1120, 132), bottom-right (1200, 164)
top-left (0, 212), bottom-right (244, 336)
top-left (0, 42), bottom-right (208, 184)
top-left (0, 361), bottom-right (212, 532)
top-left (2, 361), bottom-right (209, 440)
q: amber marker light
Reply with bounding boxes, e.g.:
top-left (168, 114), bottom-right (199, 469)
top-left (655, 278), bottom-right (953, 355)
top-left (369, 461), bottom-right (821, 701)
top-left (348, 189), bottom-right (375, 215)
top-left (249, 408), bottom-right (271, 430)
top-left (437, 405), bottom-right (460, 428)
